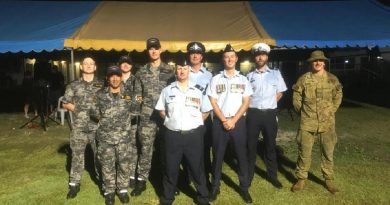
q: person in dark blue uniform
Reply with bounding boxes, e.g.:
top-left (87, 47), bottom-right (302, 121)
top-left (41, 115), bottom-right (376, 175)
top-left (156, 61), bottom-right (212, 205)
top-left (246, 43), bottom-right (287, 189)
top-left (206, 44), bottom-right (253, 204)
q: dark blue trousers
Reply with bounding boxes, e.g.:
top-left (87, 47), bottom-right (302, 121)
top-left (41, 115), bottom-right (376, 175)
top-left (211, 117), bottom-right (250, 191)
top-left (160, 126), bottom-right (209, 205)
top-left (246, 108), bottom-right (278, 184)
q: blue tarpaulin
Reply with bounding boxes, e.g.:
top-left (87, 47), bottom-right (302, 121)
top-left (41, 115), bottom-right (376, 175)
top-left (0, 1), bottom-right (98, 53)
top-left (1, 1), bottom-right (390, 52)
top-left (250, 0), bottom-right (390, 48)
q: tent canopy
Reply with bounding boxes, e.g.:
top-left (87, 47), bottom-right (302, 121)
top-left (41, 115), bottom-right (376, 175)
top-left (64, 1), bottom-right (275, 52)
top-left (0, 1), bottom-right (98, 53)
top-left (250, 0), bottom-right (390, 48)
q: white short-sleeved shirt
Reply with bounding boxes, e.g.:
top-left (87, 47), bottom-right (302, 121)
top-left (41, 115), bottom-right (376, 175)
top-left (247, 66), bottom-right (287, 109)
top-left (155, 82), bottom-right (212, 131)
top-left (189, 66), bottom-right (213, 95)
top-left (206, 69), bottom-right (253, 117)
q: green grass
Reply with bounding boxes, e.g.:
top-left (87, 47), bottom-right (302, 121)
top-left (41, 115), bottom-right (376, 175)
top-left (0, 101), bottom-right (389, 205)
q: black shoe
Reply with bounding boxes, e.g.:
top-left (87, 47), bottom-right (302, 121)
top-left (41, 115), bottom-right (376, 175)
top-left (269, 177), bottom-right (283, 189)
top-left (104, 193), bottom-right (115, 205)
top-left (117, 191), bottom-right (129, 203)
top-left (130, 180), bottom-right (146, 196)
top-left (66, 184), bottom-right (80, 199)
top-left (196, 201), bottom-right (210, 205)
top-left (129, 178), bottom-right (136, 189)
top-left (159, 202), bottom-right (172, 205)
top-left (209, 187), bottom-right (220, 202)
top-left (174, 187), bottom-right (180, 196)
top-left (240, 190), bottom-right (253, 204)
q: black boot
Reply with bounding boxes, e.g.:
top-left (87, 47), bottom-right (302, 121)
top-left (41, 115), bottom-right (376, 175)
top-left (66, 184), bottom-right (80, 199)
top-left (209, 187), bottom-right (220, 202)
top-left (240, 190), bottom-right (253, 204)
top-left (130, 180), bottom-right (146, 196)
top-left (117, 191), bottom-right (129, 203)
top-left (104, 193), bottom-right (115, 205)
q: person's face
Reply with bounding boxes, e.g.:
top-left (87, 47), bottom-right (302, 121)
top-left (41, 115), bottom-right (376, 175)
top-left (120, 62), bottom-right (132, 73)
top-left (148, 47), bottom-right (161, 61)
top-left (80, 57), bottom-right (96, 74)
top-left (109, 75), bottom-right (121, 89)
top-left (311, 60), bottom-right (326, 73)
top-left (176, 65), bottom-right (190, 81)
top-left (189, 52), bottom-right (203, 66)
top-left (223, 51), bottom-right (238, 70)
top-left (254, 53), bottom-right (268, 68)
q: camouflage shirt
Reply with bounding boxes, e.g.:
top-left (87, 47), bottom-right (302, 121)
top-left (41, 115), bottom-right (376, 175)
top-left (91, 85), bottom-right (133, 144)
top-left (63, 77), bottom-right (103, 131)
top-left (137, 62), bottom-right (175, 121)
top-left (292, 71), bottom-right (343, 132)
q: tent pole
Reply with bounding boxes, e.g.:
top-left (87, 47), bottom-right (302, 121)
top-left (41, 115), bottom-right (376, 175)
top-left (70, 48), bottom-right (74, 82)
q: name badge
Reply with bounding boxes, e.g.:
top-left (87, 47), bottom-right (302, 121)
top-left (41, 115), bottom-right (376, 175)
top-left (185, 97), bottom-right (200, 108)
top-left (230, 84), bottom-right (245, 93)
top-left (122, 95), bottom-right (132, 102)
top-left (216, 84), bottom-right (226, 94)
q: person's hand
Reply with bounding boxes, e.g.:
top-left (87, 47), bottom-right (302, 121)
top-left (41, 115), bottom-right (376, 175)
top-left (63, 103), bottom-right (75, 112)
top-left (223, 119), bottom-right (236, 130)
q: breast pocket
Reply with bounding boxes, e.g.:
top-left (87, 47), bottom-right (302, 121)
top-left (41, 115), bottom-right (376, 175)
top-left (303, 82), bottom-right (316, 99)
top-left (166, 97), bottom-right (177, 116)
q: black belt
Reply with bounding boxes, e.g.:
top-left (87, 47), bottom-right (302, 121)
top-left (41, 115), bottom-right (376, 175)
top-left (172, 126), bottom-right (200, 135)
top-left (250, 108), bottom-right (276, 112)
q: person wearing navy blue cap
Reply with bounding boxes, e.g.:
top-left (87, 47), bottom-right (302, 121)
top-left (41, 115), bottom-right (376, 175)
top-left (206, 44), bottom-right (253, 203)
top-left (156, 60), bottom-right (211, 205)
top-left (246, 43), bottom-right (287, 189)
top-left (131, 37), bottom-right (175, 196)
top-left (187, 41), bottom-right (213, 183)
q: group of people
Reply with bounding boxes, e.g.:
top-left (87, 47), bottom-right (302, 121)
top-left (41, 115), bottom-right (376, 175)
top-left (62, 37), bottom-right (343, 205)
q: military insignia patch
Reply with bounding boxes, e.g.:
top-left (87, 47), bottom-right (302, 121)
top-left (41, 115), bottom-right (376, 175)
top-left (93, 82), bottom-right (103, 88)
top-left (122, 95), bottom-right (132, 102)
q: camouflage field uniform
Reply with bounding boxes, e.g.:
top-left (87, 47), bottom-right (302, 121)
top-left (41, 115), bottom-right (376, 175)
top-left (122, 75), bottom-right (143, 180)
top-left (91, 85), bottom-right (134, 194)
top-left (62, 77), bottom-right (103, 185)
top-left (136, 62), bottom-right (175, 181)
top-left (292, 71), bottom-right (343, 180)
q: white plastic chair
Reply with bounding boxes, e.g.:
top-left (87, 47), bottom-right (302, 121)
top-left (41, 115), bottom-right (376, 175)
top-left (55, 96), bottom-right (73, 125)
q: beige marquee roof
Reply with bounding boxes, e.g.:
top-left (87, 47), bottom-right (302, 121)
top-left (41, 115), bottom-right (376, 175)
top-left (64, 1), bottom-right (275, 52)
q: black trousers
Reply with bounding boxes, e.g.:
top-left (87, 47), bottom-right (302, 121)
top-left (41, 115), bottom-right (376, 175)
top-left (211, 117), bottom-right (249, 191)
top-left (246, 108), bottom-right (278, 184)
top-left (160, 126), bottom-right (209, 204)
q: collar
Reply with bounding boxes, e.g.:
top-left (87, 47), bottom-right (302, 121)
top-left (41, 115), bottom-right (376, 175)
top-left (190, 65), bottom-right (206, 74)
top-left (222, 69), bottom-right (240, 78)
top-left (255, 65), bottom-right (271, 74)
top-left (171, 81), bottom-right (196, 91)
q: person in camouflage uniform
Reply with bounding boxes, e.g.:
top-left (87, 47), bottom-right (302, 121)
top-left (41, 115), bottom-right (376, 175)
top-left (91, 66), bottom-right (134, 205)
top-left (291, 50), bottom-right (343, 194)
top-left (130, 38), bottom-right (175, 196)
top-left (62, 55), bottom-right (103, 199)
top-left (117, 55), bottom-right (143, 189)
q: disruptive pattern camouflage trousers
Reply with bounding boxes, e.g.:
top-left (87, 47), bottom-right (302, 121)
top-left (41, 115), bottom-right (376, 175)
top-left (128, 117), bottom-right (138, 179)
top-left (69, 129), bottom-right (98, 184)
top-left (295, 129), bottom-right (338, 180)
top-left (98, 140), bottom-right (132, 194)
top-left (136, 116), bottom-right (159, 180)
